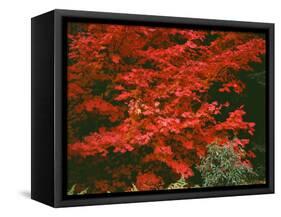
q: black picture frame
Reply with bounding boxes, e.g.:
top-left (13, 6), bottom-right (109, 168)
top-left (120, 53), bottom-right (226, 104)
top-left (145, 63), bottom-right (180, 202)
top-left (31, 9), bottom-right (274, 207)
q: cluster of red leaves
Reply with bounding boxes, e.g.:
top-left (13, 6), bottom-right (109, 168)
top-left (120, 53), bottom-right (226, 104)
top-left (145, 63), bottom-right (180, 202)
top-left (215, 106), bottom-right (256, 135)
top-left (136, 173), bottom-right (164, 191)
top-left (67, 22), bottom-right (265, 192)
top-left (75, 96), bottom-right (123, 122)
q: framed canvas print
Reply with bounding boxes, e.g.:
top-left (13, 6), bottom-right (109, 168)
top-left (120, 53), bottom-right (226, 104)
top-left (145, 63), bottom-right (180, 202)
top-left (31, 9), bottom-right (274, 207)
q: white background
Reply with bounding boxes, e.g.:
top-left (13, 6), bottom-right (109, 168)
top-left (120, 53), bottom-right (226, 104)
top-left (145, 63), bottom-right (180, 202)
top-left (0, 0), bottom-right (279, 216)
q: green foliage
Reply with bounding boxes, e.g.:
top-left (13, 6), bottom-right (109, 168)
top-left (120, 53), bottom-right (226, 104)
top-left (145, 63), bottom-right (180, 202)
top-left (198, 144), bottom-right (256, 187)
top-left (67, 184), bottom-right (89, 195)
top-left (167, 176), bottom-right (188, 190)
top-left (130, 184), bottom-right (139, 192)
top-left (67, 184), bottom-right (76, 195)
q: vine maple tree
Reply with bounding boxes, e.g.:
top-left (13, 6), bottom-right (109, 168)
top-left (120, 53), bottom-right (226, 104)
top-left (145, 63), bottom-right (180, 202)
top-left (67, 22), bottom-right (265, 193)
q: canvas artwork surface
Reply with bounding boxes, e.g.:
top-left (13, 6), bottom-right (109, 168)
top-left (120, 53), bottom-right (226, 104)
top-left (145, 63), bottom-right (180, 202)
top-left (66, 22), bottom-right (267, 195)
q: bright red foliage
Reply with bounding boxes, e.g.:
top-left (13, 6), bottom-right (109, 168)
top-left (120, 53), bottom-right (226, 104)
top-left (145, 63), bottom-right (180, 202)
top-left (136, 173), bottom-right (164, 191)
top-left (67, 22), bottom-right (265, 192)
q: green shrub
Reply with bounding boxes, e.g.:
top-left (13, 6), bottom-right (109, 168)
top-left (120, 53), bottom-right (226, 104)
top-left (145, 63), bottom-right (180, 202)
top-left (67, 184), bottom-right (89, 195)
top-left (167, 176), bottom-right (188, 190)
top-left (198, 144), bottom-right (256, 187)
